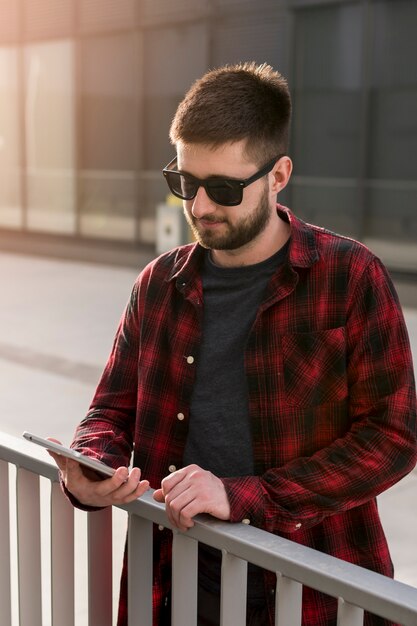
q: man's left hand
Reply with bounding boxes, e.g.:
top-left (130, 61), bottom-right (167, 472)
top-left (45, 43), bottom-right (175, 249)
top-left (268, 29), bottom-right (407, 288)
top-left (153, 464), bottom-right (231, 531)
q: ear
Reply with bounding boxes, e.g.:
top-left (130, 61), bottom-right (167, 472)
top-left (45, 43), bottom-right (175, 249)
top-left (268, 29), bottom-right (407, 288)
top-left (270, 156), bottom-right (293, 194)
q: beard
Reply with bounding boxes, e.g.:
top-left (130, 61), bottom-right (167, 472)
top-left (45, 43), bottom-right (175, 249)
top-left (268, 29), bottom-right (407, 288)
top-left (184, 185), bottom-right (272, 251)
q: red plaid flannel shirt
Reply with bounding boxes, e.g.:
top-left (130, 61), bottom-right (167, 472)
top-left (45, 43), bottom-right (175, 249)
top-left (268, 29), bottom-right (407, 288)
top-left (71, 206), bottom-right (417, 626)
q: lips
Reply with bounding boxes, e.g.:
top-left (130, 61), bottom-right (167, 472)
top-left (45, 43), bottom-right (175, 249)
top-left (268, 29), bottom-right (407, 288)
top-left (200, 220), bottom-right (221, 227)
top-left (197, 218), bottom-right (226, 228)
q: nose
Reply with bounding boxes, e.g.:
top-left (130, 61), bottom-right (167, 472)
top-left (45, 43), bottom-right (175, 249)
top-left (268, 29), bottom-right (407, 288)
top-left (189, 185), bottom-right (217, 219)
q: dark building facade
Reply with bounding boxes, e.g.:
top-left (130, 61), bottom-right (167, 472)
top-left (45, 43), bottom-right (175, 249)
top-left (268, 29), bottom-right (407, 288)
top-left (0, 0), bottom-right (416, 271)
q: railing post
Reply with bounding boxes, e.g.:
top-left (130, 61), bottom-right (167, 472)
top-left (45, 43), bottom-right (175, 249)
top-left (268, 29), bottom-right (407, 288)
top-left (128, 513), bottom-right (153, 626)
top-left (0, 460), bottom-right (12, 626)
top-left (275, 572), bottom-right (303, 626)
top-left (88, 507), bottom-right (113, 626)
top-left (337, 597), bottom-right (364, 626)
top-left (16, 467), bottom-right (42, 626)
top-left (220, 550), bottom-right (247, 625)
top-left (51, 481), bottom-right (75, 626)
top-left (171, 530), bottom-right (198, 625)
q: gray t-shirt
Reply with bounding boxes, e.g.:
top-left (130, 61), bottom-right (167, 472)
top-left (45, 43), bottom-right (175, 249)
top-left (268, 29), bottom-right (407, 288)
top-left (184, 241), bottom-right (289, 476)
top-left (183, 241), bottom-right (289, 600)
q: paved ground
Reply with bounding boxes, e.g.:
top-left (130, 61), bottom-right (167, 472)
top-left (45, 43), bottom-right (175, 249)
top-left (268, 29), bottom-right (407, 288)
top-left (0, 249), bottom-right (416, 604)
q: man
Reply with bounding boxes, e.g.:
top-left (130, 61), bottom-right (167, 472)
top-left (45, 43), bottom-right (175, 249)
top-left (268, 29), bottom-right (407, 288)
top-left (51, 63), bottom-right (417, 625)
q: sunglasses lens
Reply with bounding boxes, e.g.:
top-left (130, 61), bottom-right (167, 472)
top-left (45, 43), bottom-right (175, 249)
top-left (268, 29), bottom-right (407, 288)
top-left (165, 172), bottom-right (197, 200)
top-left (207, 180), bottom-right (242, 206)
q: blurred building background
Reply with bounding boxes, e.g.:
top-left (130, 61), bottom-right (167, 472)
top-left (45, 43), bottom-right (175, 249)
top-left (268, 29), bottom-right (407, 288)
top-left (0, 0), bottom-right (416, 277)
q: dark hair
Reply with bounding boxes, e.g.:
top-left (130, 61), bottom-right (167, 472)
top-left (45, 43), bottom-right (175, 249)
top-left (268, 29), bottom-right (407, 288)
top-left (169, 62), bottom-right (292, 165)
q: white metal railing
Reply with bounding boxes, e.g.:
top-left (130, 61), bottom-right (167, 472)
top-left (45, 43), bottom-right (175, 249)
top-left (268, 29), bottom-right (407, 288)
top-left (2, 431), bottom-right (417, 626)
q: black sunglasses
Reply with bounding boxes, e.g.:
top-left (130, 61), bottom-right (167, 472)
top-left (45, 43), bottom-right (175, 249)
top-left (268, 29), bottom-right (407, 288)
top-left (162, 154), bottom-right (283, 207)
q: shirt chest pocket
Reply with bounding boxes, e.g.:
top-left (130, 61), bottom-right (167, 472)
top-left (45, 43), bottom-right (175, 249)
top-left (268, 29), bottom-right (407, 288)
top-left (282, 327), bottom-right (348, 407)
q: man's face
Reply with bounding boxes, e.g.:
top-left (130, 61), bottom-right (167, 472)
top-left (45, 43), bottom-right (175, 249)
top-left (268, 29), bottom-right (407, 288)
top-left (177, 141), bottom-right (275, 253)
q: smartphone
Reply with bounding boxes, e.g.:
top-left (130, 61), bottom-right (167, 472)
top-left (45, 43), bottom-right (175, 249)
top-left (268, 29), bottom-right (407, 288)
top-left (22, 431), bottom-right (116, 478)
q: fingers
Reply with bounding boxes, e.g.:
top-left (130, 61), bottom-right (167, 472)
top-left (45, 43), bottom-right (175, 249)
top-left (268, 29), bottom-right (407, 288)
top-left (153, 470), bottom-right (194, 529)
top-left (153, 488), bottom-right (165, 502)
top-left (94, 466), bottom-right (143, 501)
top-left (165, 486), bottom-right (197, 530)
top-left (155, 465), bottom-right (231, 531)
top-left (61, 460), bottom-right (149, 508)
top-left (45, 438), bottom-right (149, 507)
top-left (157, 468), bottom-right (194, 529)
top-left (85, 466), bottom-right (149, 507)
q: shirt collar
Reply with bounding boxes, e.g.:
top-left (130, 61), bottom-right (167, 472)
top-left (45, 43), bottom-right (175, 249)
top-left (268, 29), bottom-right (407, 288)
top-left (276, 205), bottom-right (319, 268)
top-left (166, 205), bottom-right (319, 285)
top-left (166, 243), bottom-right (204, 287)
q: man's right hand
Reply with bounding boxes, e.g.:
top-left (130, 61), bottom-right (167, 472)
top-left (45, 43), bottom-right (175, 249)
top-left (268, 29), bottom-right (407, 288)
top-left (47, 438), bottom-right (150, 508)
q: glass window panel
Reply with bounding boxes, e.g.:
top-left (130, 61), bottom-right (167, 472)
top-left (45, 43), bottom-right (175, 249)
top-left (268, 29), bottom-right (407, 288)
top-left (23, 0), bottom-right (74, 41)
top-left (372, 0), bottom-right (417, 89)
top-left (141, 23), bottom-right (208, 240)
top-left (212, 10), bottom-right (287, 69)
top-left (24, 40), bottom-right (76, 234)
top-left (141, 0), bottom-right (207, 25)
top-left (79, 0), bottom-right (137, 34)
top-left (0, 1), bottom-right (19, 42)
top-left (369, 0), bottom-right (417, 180)
top-left (366, 0), bottom-right (417, 252)
top-left (143, 22), bottom-right (209, 168)
top-left (291, 3), bottom-right (363, 237)
top-left (293, 4), bottom-right (363, 92)
top-left (79, 33), bottom-right (141, 240)
top-left (0, 46), bottom-right (22, 228)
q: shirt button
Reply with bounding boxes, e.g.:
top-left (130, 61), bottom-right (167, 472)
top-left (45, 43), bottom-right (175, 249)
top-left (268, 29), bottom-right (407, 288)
top-left (177, 412), bottom-right (185, 421)
top-left (186, 355), bottom-right (194, 364)
top-left (158, 525), bottom-right (164, 531)
top-left (295, 522), bottom-right (302, 529)
top-left (168, 464), bottom-right (176, 473)
top-left (242, 518), bottom-right (251, 525)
